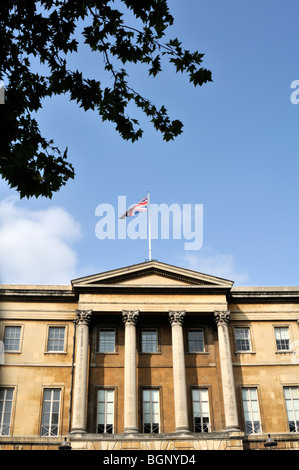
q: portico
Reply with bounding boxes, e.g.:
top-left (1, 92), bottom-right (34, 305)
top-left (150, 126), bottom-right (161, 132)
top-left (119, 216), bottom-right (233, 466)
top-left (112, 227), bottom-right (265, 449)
top-left (70, 261), bottom-right (239, 437)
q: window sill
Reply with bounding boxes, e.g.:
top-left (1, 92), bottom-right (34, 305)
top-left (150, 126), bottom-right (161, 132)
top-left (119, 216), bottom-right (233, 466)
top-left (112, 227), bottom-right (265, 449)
top-left (3, 350), bottom-right (21, 354)
top-left (95, 352), bottom-right (119, 355)
top-left (234, 351), bottom-right (256, 355)
top-left (44, 351), bottom-right (67, 355)
top-left (186, 351), bottom-right (209, 355)
top-left (139, 352), bottom-right (162, 355)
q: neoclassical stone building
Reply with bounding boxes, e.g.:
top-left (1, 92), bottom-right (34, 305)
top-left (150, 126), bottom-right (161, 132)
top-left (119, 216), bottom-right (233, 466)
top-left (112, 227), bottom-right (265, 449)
top-left (0, 261), bottom-right (299, 450)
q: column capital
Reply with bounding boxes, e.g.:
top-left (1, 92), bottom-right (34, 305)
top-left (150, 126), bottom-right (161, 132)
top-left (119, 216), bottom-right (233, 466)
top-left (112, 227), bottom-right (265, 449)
top-left (214, 310), bottom-right (230, 326)
top-left (169, 310), bottom-right (186, 326)
top-left (122, 310), bottom-right (139, 326)
top-left (75, 310), bottom-right (92, 326)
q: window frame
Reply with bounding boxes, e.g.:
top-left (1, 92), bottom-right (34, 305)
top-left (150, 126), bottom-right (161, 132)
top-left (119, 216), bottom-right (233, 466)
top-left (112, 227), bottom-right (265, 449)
top-left (283, 386), bottom-right (299, 433)
top-left (234, 326), bottom-right (252, 353)
top-left (142, 388), bottom-right (161, 434)
top-left (96, 388), bottom-right (115, 434)
top-left (40, 388), bottom-right (62, 437)
top-left (274, 326), bottom-right (291, 352)
top-left (140, 328), bottom-right (160, 354)
top-left (191, 387), bottom-right (211, 433)
top-left (46, 325), bottom-right (67, 354)
top-left (187, 328), bottom-right (206, 353)
top-left (241, 387), bottom-right (262, 435)
top-left (3, 324), bottom-right (23, 353)
top-left (97, 328), bottom-right (117, 354)
top-left (0, 387), bottom-right (14, 436)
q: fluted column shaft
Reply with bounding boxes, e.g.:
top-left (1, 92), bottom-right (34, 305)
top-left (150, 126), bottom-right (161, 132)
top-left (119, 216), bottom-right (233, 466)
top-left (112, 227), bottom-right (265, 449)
top-left (122, 310), bottom-right (139, 433)
top-left (214, 310), bottom-right (239, 431)
top-left (71, 310), bottom-right (92, 434)
top-left (169, 310), bottom-right (189, 433)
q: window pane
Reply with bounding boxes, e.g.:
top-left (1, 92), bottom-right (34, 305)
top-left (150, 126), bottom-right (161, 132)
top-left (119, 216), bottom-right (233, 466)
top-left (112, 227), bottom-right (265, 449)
top-left (98, 389), bottom-right (105, 402)
top-left (152, 423), bottom-right (159, 433)
top-left (53, 389), bottom-right (61, 401)
top-left (106, 424), bottom-right (113, 434)
top-left (106, 402), bottom-right (113, 414)
top-left (143, 402), bottom-right (151, 414)
top-left (284, 388), bottom-right (291, 399)
top-left (144, 423), bottom-right (151, 433)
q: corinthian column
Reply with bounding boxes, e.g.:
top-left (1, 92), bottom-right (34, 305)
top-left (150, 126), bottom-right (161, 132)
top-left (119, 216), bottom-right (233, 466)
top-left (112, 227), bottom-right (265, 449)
top-left (122, 310), bottom-right (139, 433)
top-left (71, 310), bottom-right (92, 434)
top-left (169, 310), bottom-right (189, 433)
top-left (214, 310), bottom-right (239, 431)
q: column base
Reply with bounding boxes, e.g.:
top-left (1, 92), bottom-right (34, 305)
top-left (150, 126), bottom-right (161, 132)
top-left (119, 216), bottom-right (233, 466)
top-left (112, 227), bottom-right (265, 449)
top-left (123, 427), bottom-right (139, 434)
top-left (174, 426), bottom-right (191, 434)
top-left (225, 426), bottom-right (241, 432)
top-left (70, 428), bottom-right (87, 435)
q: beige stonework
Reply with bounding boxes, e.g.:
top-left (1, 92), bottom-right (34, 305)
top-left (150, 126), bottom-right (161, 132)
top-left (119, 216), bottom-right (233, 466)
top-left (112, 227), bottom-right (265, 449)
top-left (0, 261), bottom-right (298, 450)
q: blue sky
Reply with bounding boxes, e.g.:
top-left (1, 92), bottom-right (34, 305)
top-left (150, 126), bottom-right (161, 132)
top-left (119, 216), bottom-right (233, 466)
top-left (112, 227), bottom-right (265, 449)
top-left (0, 0), bottom-right (298, 286)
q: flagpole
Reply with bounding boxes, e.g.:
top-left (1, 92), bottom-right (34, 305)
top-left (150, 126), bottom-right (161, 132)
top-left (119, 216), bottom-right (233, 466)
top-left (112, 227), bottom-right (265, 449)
top-left (147, 191), bottom-right (152, 261)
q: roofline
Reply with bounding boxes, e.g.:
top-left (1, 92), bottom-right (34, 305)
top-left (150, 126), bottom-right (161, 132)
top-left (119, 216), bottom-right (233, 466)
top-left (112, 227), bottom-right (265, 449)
top-left (229, 286), bottom-right (299, 303)
top-left (71, 260), bottom-right (234, 287)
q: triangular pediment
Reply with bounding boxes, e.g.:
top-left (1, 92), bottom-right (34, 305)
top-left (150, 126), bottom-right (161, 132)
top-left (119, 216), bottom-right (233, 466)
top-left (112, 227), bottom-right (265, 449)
top-left (71, 261), bottom-right (234, 288)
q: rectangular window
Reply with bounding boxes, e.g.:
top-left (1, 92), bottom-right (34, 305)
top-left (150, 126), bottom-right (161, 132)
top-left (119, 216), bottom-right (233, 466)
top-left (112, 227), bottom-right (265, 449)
top-left (143, 389), bottom-right (160, 433)
top-left (0, 388), bottom-right (14, 436)
top-left (275, 327), bottom-right (290, 351)
top-left (284, 387), bottom-right (299, 432)
top-left (97, 389), bottom-right (114, 433)
top-left (192, 389), bottom-right (210, 432)
top-left (242, 388), bottom-right (261, 434)
top-left (98, 329), bottom-right (116, 353)
top-left (47, 327), bottom-right (65, 352)
top-left (141, 329), bottom-right (158, 353)
top-left (4, 326), bottom-right (21, 352)
top-left (188, 329), bottom-right (204, 352)
top-left (235, 327), bottom-right (251, 352)
top-left (40, 389), bottom-right (61, 436)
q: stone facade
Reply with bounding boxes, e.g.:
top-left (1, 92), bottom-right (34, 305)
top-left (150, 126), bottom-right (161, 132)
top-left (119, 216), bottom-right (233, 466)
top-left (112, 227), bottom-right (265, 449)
top-left (0, 261), bottom-right (298, 450)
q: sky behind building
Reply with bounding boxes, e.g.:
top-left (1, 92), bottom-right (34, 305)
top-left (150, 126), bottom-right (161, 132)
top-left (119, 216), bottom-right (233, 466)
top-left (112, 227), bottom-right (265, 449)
top-left (0, 1), bottom-right (298, 286)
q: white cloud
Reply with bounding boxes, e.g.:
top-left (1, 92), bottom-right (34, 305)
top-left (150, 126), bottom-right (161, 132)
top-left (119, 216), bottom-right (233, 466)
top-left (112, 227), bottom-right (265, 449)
top-left (179, 247), bottom-right (250, 285)
top-left (0, 198), bottom-right (82, 284)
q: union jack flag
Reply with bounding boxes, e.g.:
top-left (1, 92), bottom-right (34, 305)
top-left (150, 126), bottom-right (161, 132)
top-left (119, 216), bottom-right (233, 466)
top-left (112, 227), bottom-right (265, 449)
top-left (119, 197), bottom-right (148, 219)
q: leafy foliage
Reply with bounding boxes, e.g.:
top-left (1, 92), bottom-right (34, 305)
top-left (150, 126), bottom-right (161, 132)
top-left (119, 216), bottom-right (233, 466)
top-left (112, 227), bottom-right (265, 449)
top-left (0, 0), bottom-right (212, 198)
